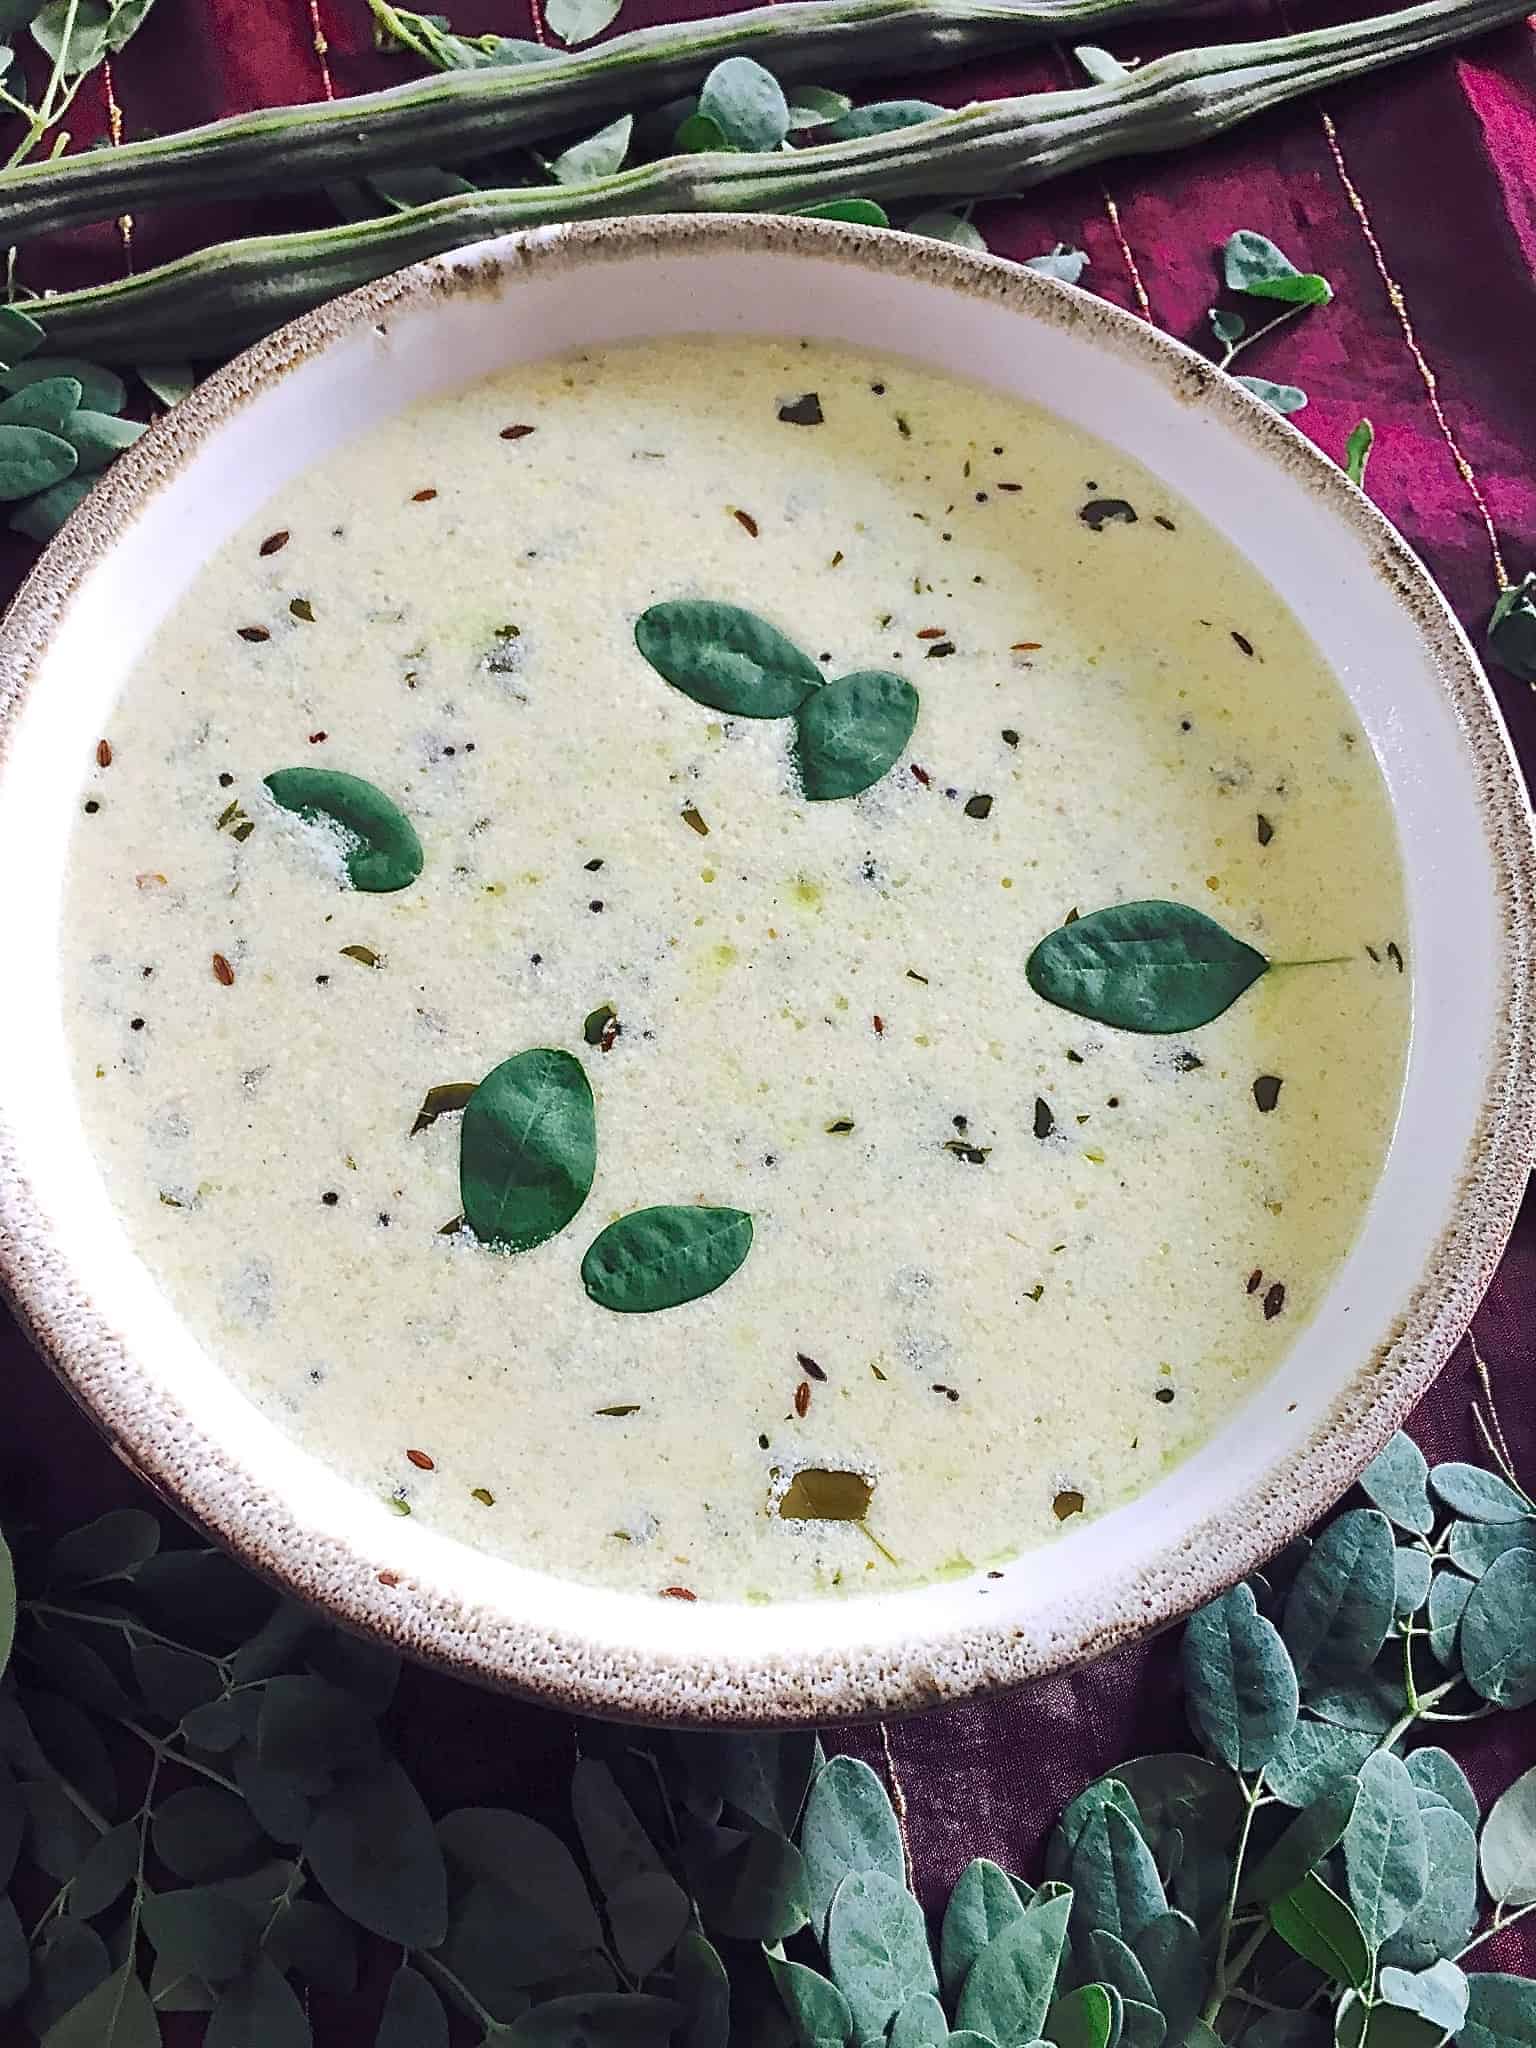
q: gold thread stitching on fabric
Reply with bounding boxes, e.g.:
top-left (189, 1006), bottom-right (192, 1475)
top-left (100, 58), bottom-right (132, 271)
top-left (877, 1720), bottom-right (916, 1888)
top-left (305, 0), bottom-right (337, 101)
top-left (1316, 106), bottom-right (1508, 589)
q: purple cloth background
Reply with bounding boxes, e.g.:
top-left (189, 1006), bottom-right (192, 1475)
top-left (1, 0), bottom-right (1533, 2035)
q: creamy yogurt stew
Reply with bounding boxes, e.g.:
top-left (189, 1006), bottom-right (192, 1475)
top-left (63, 336), bottom-right (1409, 1602)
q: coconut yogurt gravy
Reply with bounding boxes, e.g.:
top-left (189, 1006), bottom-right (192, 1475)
top-left (62, 336), bottom-right (1409, 1602)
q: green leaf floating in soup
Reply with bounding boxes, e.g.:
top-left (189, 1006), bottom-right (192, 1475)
top-left (582, 1205), bottom-right (753, 1314)
top-left (1026, 900), bottom-right (1270, 1034)
top-left (634, 601), bottom-right (821, 718)
top-left (794, 670), bottom-right (919, 802)
top-left (263, 768), bottom-right (423, 895)
top-left (460, 1049), bottom-right (596, 1253)
top-left (779, 1470), bottom-right (874, 1521)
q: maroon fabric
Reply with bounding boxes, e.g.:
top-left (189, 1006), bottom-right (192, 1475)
top-left (1, 0), bottom-right (1533, 2036)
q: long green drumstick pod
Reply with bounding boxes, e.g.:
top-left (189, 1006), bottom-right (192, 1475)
top-left (0, 0), bottom-right (1192, 240)
top-left (19, 0), bottom-right (1526, 361)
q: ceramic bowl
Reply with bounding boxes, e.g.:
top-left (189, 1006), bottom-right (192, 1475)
top-left (1, 217), bottom-right (1532, 1725)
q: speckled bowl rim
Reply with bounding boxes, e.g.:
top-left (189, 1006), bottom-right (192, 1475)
top-left (1, 215), bottom-right (1532, 1726)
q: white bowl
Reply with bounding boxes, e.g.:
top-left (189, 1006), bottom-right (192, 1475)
top-left (1, 217), bottom-right (1531, 1724)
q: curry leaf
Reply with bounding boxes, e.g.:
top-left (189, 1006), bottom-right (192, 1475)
top-left (801, 1756), bottom-right (906, 1941)
top-left (1359, 1436), bottom-right (1433, 1535)
top-left (1027, 901), bottom-right (1269, 1034)
top-left (1342, 1752), bottom-right (1427, 1950)
top-left (698, 56), bottom-right (789, 152)
top-left (1268, 1873), bottom-right (1371, 1992)
top-left (263, 768), bottom-right (423, 893)
top-left (1460, 1550), bottom-right (1536, 1706)
top-left (582, 1205), bottom-right (752, 1313)
top-left (634, 600), bottom-right (821, 717)
top-left (1068, 1803), bottom-right (1167, 1947)
top-left (460, 1048), bottom-right (596, 1253)
top-left (794, 670), bottom-right (918, 801)
top-left (1283, 1510), bottom-right (1396, 1682)
top-left (1181, 1582), bottom-right (1298, 1771)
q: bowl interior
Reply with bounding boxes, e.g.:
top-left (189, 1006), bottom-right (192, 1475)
top-left (0, 219), bottom-right (1530, 1722)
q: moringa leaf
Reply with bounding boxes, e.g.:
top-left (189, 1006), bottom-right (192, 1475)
top-left (376, 1965), bottom-right (448, 2048)
top-left (0, 301), bottom-right (44, 366)
top-left (675, 1930), bottom-right (730, 2048)
top-left (2, 355), bottom-right (124, 412)
top-left (1359, 1436), bottom-right (1433, 1535)
top-left (674, 111), bottom-right (728, 152)
top-left (1131, 1912), bottom-right (1201, 2048)
top-left (608, 1869), bottom-right (691, 1978)
top-left (787, 87), bottom-right (852, 128)
top-left (1481, 1761), bottom-right (1536, 1905)
top-left (1181, 1582), bottom-right (1299, 1771)
top-left (1429, 1462), bottom-right (1533, 1521)
top-left (205, 1955), bottom-right (310, 2048)
top-left (1487, 572), bottom-right (1536, 684)
top-left (1222, 231), bottom-right (1332, 304)
top-left (1403, 1747), bottom-right (1477, 1828)
top-left (0, 1894), bottom-right (25, 2010)
top-left (460, 1048), bottom-right (595, 1253)
top-left (1379, 1961), bottom-right (1468, 2036)
top-left (1392, 1548), bottom-right (1432, 1617)
top-left (1282, 1510), bottom-right (1396, 1682)
top-left (1460, 1975), bottom-right (1536, 2048)
top-left (956, 1889), bottom-right (1073, 2042)
top-left (508, 1993), bottom-right (683, 2044)
top-left (153, 1786), bottom-right (265, 1881)
top-left (137, 362), bottom-right (195, 407)
top-left (823, 99), bottom-right (947, 139)
top-left (635, 600), bottom-right (821, 717)
top-left (793, 669), bottom-right (918, 801)
top-left (26, 1918), bottom-right (109, 2038)
top-left (582, 1205), bottom-right (752, 1313)
top-left (306, 1761), bottom-right (447, 1947)
top-left (41, 1961), bottom-right (160, 2047)
top-left (0, 421), bottom-right (76, 500)
top-left (0, 1533), bottom-right (12, 1682)
top-left (1026, 244), bottom-right (1089, 283)
top-left (572, 1756), bottom-right (664, 1894)
top-left (1269, 1873), bottom-right (1371, 1992)
top-left (543, 0), bottom-right (621, 46)
top-left (0, 374), bottom-right (82, 430)
top-left (1209, 308), bottom-right (1246, 344)
top-left (1447, 1519), bottom-right (1536, 1577)
top-left (1342, 1752), bottom-right (1427, 1950)
top-left (438, 1806), bottom-right (602, 1948)
top-left (764, 1944), bottom-right (853, 2048)
top-left (905, 210), bottom-right (987, 251)
top-left (796, 198), bottom-right (890, 226)
top-left (142, 1885), bottom-right (257, 1986)
top-left (688, 1819), bottom-right (808, 1943)
top-left (263, 767), bottom-right (423, 893)
top-left (60, 409), bottom-right (144, 472)
top-left (673, 1729), bottom-right (818, 1835)
top-left (66, 1821), bottom-right (140, 1918)
top-left (1233, 376), bottom-right (1309, 415)
top-left (1068, 1803), bottom-right (1166, 1948)
top-left (802, 1755), bottom-right (906, 1941)
top-left (1376, 1805), bottom-right (1476, 1970)
top-left (8, 473), bottom-right (90, 540)
top-left (1344, 420), bottom-right (1374, 490)
top-left (827, 1868), bottom-right (937, 2045)
top-left (1426, 1568), bottom-right (1474, 1663)
top-left (1241, 1776), bottom-right (1359, 1904)
top-left (1460, 1550), bottom-right (1536, 1706)
top-left (549, 114), bottom-right (632, 184)
top-left (890, 1993), bottom-right (951, 2048)
top-left (698, 55), bottom-right (790, 152)
top-left (1026, 901), bottom-right (1269, 1034)
top-left (941, 1858), bottom-right (1028, 1999)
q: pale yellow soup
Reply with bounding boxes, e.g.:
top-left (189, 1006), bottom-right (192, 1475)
top-left (61, 337), bottom-right (1409, 1602)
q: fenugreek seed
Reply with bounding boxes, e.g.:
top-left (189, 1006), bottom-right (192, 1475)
top-left (406, 1448), bottom-right (434, 1471)
top-left (794, 1381), bottom-right (810, 1417)
top-left (96, 739), bottom-right (112, 767)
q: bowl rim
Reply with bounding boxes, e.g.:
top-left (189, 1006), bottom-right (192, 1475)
top-left (1, 213), bottom-right (1533, 1725)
